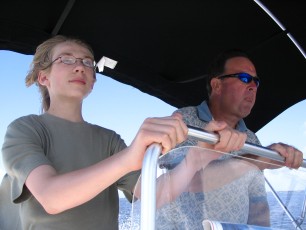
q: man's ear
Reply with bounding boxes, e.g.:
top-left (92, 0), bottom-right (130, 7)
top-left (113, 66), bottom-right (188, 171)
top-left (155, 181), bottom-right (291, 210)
top-left (210, 78), bottom-right (221, 94)
top-left (38, 71), bottom-right (49, 86)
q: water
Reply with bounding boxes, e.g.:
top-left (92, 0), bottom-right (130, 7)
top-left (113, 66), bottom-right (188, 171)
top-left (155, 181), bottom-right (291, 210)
top-left (119, 191), bottom-right (306, 230)
top-left (267, 191), bottom-right (306, 229)
top-left (119, 198), bottom-right (134, 229)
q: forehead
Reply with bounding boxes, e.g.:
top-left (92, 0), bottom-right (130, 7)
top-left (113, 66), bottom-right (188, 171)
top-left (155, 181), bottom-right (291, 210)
top-left (52, 42), bottom-right (93, 59)
top-left (224, 57), bottom-right (256, 75)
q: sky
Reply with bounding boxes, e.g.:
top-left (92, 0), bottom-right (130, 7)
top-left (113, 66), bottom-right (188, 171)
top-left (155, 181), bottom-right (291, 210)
top-left (1, 50), bottom-right (306, 190)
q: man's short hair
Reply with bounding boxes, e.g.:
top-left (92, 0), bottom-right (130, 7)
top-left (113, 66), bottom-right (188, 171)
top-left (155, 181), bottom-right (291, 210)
top-left (206, 49), bottom-right (254, 96)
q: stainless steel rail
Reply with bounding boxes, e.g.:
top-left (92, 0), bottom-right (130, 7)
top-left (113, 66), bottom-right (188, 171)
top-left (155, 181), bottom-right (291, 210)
top-left (188, 125), bottom-right (306, 168)
top-left (140, 126), bottom-right (306, 229)
top-left (140, 143), bottom-right (161, 230)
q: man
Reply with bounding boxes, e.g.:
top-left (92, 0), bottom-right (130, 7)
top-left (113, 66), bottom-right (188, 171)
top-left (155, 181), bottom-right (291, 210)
top-left (175, 49), bottom-right (303, 169)
top-left (152, 49), bottom-right (304, 229)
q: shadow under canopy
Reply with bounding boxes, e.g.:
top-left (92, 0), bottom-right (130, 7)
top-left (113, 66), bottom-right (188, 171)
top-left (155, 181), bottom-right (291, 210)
top-left (1, 0), bottom-right (305, 132)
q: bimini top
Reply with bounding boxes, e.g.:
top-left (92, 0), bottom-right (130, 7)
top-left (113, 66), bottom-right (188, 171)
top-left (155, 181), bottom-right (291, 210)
top-left (0, 0), bottom-right (305, 132)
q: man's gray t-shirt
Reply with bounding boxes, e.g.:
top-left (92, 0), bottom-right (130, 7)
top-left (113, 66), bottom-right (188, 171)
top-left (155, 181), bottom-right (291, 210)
top-left (1, 113), bottom-right (140, 230)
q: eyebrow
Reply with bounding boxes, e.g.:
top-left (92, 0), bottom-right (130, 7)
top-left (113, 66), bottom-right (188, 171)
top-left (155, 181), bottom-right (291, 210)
top-left (56, 52), bottom-right (94, 60)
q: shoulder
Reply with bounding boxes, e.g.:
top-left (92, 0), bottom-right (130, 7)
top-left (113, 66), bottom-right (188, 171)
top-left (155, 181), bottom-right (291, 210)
top-left (87, 123), bottom-right (126, 147)
top-left (4, 115), bottom-right (50, 147)
top-left (245, 128), bottom-right (261, 145)
top-left (87, 123), bottom-right (121, 137)
top-left (7, 114), bottom-right (42, 131)
top-left (173, 106), bottom-right (197, 116)
top-left (173, 106), bottom-right (199, 123)
top-left (175, 106), bottom-right (209, 130)
top-left (9, 114), bottom-right (39, 124)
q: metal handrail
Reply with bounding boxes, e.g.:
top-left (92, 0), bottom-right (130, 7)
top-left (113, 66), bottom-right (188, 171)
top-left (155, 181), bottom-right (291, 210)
top-left (139, 126), bottom-right (306, 229)
top-left (188, 125), bottom-right (306, 168)
top-left (140, 143), bottom-right (162, 230)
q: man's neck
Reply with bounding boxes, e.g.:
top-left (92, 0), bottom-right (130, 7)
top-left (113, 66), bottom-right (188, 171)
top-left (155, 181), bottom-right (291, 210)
top-left (208, 102), bottom-right (239, 129)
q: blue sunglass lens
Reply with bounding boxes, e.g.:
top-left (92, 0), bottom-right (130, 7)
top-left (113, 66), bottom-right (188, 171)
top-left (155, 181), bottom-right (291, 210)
top-left (238, 73), bottom-right (259, 86)
top-left (240, 77), bottom-right (251, 83)
top-left (238, 73), bottom-right (252, 83)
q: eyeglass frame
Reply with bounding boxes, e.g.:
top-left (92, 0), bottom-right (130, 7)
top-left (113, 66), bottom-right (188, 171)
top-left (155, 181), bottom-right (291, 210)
top-left (42, 55), bottom-right (97, 70)
top-left (216, 72), bottom-right (260, 87)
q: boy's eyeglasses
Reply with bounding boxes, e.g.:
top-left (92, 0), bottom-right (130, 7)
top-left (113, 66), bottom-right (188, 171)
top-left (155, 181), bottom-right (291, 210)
top-left (45, 55), bottom-right (96, 69)
top-left (217, 72), bottom-right (260, 87)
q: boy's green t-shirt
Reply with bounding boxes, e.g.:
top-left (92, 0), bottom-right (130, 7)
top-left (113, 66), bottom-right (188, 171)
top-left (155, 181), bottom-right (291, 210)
top-left (0, 113), bottom-right (140, 230)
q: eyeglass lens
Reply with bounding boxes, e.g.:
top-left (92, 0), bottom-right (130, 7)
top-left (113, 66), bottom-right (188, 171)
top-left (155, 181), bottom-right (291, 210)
top-left (60, 55), bottom-right (95, 68)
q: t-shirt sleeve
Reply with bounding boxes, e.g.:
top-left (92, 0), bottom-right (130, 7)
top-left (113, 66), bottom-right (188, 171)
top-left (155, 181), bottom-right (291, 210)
top-left (108, 132), bottom-right (141, 203)
top-left (118, 170), bottom-right (141, 202)
top-left (2, 116), bottom-right (52, 203)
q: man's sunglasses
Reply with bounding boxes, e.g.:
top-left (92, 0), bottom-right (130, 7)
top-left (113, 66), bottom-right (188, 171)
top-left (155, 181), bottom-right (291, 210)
top-left (217, 73), bottom-right (260, 87)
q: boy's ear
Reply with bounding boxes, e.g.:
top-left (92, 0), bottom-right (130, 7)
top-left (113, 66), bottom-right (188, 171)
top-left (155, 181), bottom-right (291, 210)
top-left (38, 71), bottom-right (49, 86)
